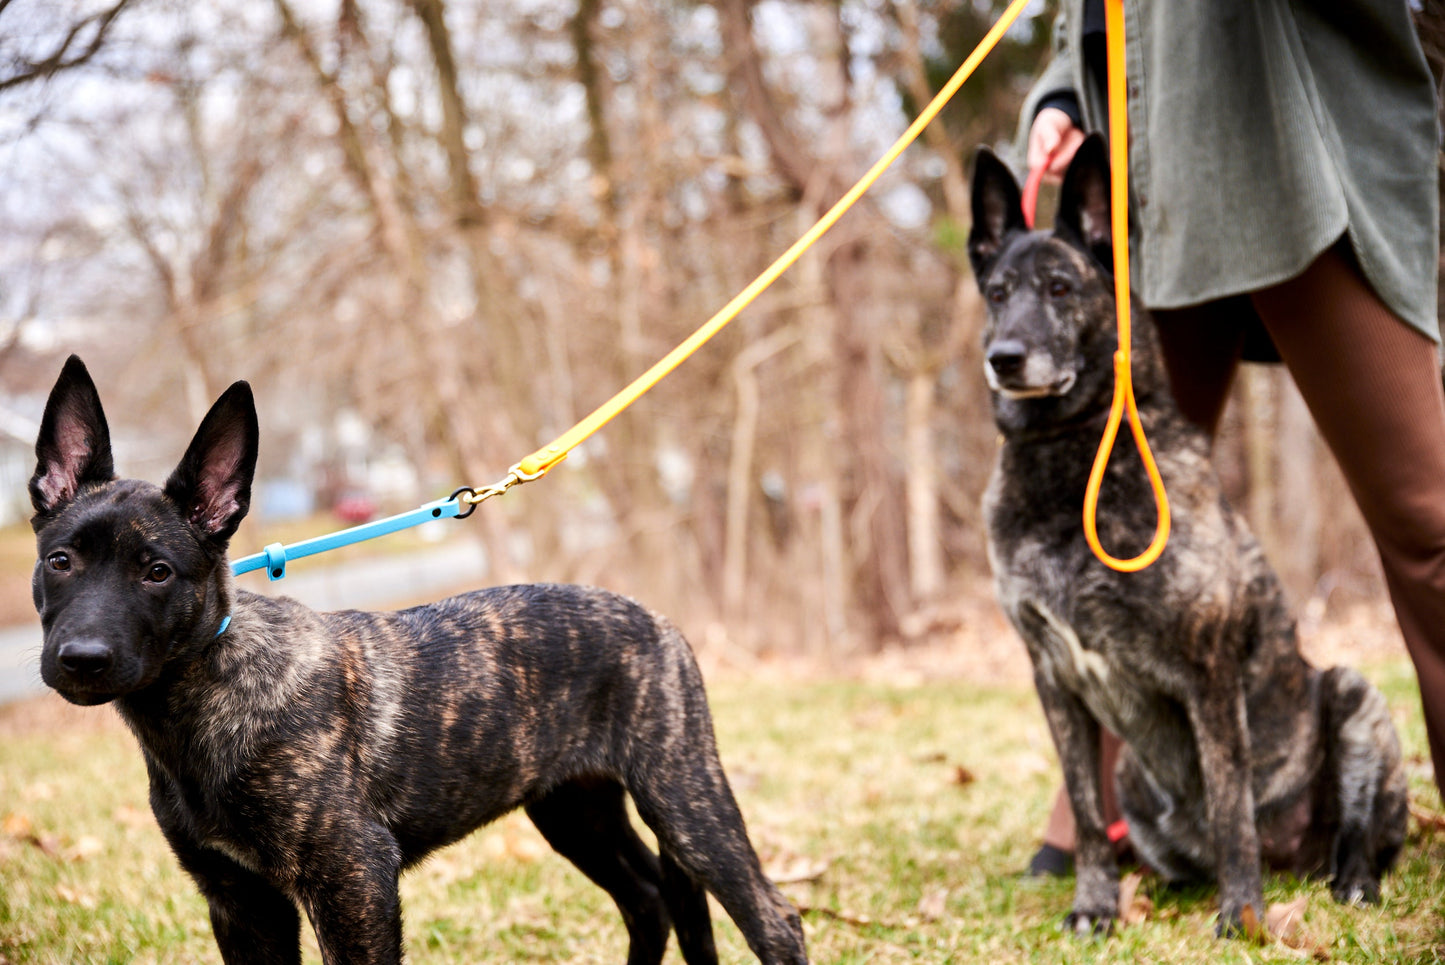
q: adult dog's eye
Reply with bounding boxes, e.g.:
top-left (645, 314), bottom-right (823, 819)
top-left (1048, 278), bottom-right (1072, 298)
top-left (47, 552), bottom-right (71, 573)
top-left (986, 284), bottom-right (1007, 305)
top-left (144, 562), bottom-right (172, 584)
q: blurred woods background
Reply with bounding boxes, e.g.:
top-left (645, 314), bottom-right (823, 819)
top-left (0, 0), bottom-right (1442, 656)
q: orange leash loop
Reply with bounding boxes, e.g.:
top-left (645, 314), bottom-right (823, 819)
top-left (1081, 0), bottom-right (1170, 572)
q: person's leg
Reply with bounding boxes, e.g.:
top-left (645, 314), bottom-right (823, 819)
top-left (1152, 299), bottom-right (1251, 435)
top-left (1251, 244), bottom-right (1445, 799)
top-left (1029, 301), bottom-right (1249, 873)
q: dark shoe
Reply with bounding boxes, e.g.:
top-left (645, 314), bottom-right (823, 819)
top-left (1026, 843), bottom-right (1074, 877)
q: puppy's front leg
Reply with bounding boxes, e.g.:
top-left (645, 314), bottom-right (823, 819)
top-left (1036, 676), bottom-right (1117, 936)
top-left (1185, 685), bottom-right (1264, 937)
top-left (298, 822), bottom-right (406, 965)
top-left (165, 836), bottom-right (303, 965)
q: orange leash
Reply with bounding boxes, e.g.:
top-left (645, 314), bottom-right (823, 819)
top-left (1081, 0), bottom-right (1170, 572)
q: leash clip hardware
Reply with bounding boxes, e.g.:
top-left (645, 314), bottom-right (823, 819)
top-left (263, 542), bottom-right (288, 581)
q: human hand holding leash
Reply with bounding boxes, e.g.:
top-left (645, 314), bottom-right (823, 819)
top-left (1027, 106), bottom-right (1085, 183)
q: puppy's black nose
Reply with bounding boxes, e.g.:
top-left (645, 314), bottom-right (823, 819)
top-left (987, 340), bottom-right (1028, 377)
top-left (57, 639), bottom-right (114, 677)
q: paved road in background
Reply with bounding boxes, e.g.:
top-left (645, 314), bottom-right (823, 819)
top-left (0, 538), bottom-right (489, 706)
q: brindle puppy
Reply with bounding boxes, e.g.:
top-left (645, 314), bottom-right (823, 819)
top-left (29, 356), bottom-right (807, 965)
top-left (968, 135), bottom-right (1406, 937)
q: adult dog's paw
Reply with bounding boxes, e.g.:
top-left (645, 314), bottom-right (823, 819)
top-left (1215, 898), bottom-right (1268, 940)
top-left (1330, 871), bottom-right (1382, 906)
top-left (1061, 909), bottom-right (1115, 938)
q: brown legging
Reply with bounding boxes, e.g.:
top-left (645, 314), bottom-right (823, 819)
top-left (1045, 241), bottom-right (1445, 850)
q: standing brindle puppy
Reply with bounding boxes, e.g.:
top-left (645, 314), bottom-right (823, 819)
top-left (968, 136), bottom-right (1407, 937)
top-left (29, 356), bottom-right (807, 965)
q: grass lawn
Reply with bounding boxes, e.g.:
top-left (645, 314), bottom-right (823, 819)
top-left (1, 658), bottom-right (1442, 963)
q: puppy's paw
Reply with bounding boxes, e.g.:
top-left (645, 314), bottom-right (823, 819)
top-left (1060, 909), bottom-right (1115, 939)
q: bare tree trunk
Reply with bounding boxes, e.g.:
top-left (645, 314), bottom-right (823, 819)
top-left (717, 0), bottom-right (909, 646)
top-left (724, 325), bottom-right (802, 618)
top-left (275, 0), bottom-right (519, 579)
top-left (407, 0), bottom-right (484, 226)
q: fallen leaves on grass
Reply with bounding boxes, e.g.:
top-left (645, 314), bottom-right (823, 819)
top-left (5, 813), bottom-right (107, 862)
top-left (65, 834), bottom-right (104, 862)
top-left (1237, 897), bottom-right (1330, 961)
top-left (54, 883), bottom-right (97, 909)
top-left (1267, 895), bottom-right (1331, 961)
top-left (1410, 803), bottom-right (1445, 834)
top-left (1117, 871), bottom-right (1153, 926)
top-left (3, 811), bottom-right (60, 858)
top-left (766, 855), bottom-right (829, 885)
top-left (112, 805), bottom-right (151, 829)
top-left (913, 887), bottom-right (949, 923)
top-left (478, 825), bottom-right (548, 864)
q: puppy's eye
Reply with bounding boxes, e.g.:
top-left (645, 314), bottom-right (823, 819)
top-left (1048, 278), bottom-right (1072, 298)
top-left (47, 552), bottom-right (71, 573)
top-left (144, 562), bottom-right (172, 584)
top-left (986, 285), bottom-right (1007, 305)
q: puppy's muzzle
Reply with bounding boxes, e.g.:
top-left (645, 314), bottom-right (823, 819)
top-left (45, 636), bottom-right (127, 704)
top-left (57, 638), bottom-right (115, 679)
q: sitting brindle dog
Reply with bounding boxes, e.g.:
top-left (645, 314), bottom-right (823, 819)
top-left (29, 356), bottom-right (807, 965)
top-left (968, 136), bottom-right (1407, 937)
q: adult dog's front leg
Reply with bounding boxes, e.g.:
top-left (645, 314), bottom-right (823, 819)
top-left (1185, 685), bottom-right (1264, 937)
top-left (1036, 676), bottom-right (1117, 937)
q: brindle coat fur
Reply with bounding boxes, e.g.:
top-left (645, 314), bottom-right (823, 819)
top-left (968, 137), bottom-right (1407, 937)
top-left (29, 357), bottom-right (807, 965)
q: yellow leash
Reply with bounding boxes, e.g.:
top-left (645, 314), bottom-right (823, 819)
top-left (1080, 0), bottom-right (1170, 571)
top-left (459, 0), bottom-right (1036, 507)
top-left (462, 0), bottom-right (1169, 574)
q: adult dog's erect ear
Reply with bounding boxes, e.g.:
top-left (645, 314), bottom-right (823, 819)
top-left (30, 355), bottom-right (117, 525)
top-left (164, 381), bottom-right (259, 545)
top-left (968, 147), bottom-right (1027, 279)
top-left (1055, 133), bottom-right (1113, 271)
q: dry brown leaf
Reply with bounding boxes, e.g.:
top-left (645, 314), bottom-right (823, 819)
top-left (1410, 804), bottom-right (1445, 834)
top-left (2, 812), bottom-right (32, 838)
top-left (1239, 903), bottom-right (1269, 944)
top-left (766, 856), bottom-right (829, 885)
top-left (1267, 896), bottom-right (1331, 962)
top-left (54, 883), bottom-right (97, 909)
top-left (65, 835), bottom-right (104, 862)
top-left (1117, 871), bottom-right (1153, 926)
top-left (915, 887), bottom-right (948, 922)
top-left (1266, 895), bottom-right (1309, 941)
top-left (112, 805), bottom-right (151, 829)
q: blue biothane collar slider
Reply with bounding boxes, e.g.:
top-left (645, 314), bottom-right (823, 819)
top-left (229, 494), bottom-right (467, 582)
top-left (216, 614), bottom-right (232, 637)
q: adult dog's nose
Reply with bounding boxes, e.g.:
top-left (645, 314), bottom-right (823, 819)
top-left (57, 639), bottom-right (114, 678)
top-left (987, 340), bottom-right (1028, 378)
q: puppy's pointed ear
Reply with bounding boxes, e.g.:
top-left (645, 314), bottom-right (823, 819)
top-left (1055, 133), bottom-right (1113, 270)
top-left (164, 381), bottom-right (258, 545)
top-left (30, 355), bottom-right (116, 524)
top-left (968, 148), bottom-right (1026, 278)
